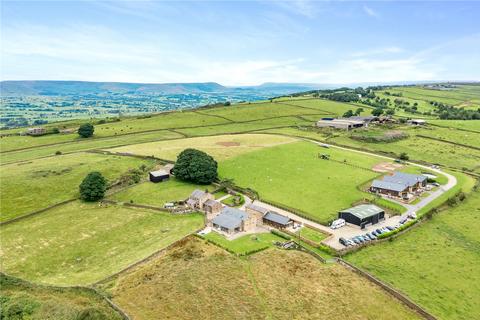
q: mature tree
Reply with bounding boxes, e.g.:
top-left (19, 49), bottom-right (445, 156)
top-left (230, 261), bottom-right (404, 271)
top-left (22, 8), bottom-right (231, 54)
top-left (385, 109), bottom-right (395, 116)
top-left (78, 123), bottom-right (94, 138)
top-left (354, 107), bottom-right (364, 116)
top-left (79, 172), bottom-right (107, 201)
top-left (173, 148), bottom-right (218, 184)
top-left (399, 152), bottom-right (409, 161)
top-left (371, 108), bottom-right (384, 116)
top-left (343, 110), bottom-right (354, 118)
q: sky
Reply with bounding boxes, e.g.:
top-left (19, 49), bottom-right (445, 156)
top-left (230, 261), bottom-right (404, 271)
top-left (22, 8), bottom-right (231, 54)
top-left (1, 0), bottom-right (479, 86)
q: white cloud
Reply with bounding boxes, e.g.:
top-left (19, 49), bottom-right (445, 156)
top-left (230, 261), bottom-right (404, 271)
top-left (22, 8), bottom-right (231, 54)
top-left (351, 47), bottom-right (404, 57)
top-left (363, 5), bottom-right (379, 18)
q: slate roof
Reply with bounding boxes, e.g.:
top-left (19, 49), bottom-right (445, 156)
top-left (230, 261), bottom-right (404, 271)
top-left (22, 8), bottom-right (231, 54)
top-left (263, 211), bottom-right (291, 226)
top-left (246, 203), bottom-right (270, 214)
top-left (371, 179), bottom-right (409, 192)
top-left (149, 169), bottom-right (169, 177)
top-left (339, 204), bottom-right (384, 220)
top-left (212, 207), bottom-right (249, 230)
top-left (190, 189), bottom-right (208, 199)
top-left (383, 172), bottom-right (427, 187)
top-left (204, 199), bottom-right (221, 207)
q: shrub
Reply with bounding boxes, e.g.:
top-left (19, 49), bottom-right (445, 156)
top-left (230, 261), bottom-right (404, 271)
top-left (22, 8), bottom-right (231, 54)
top-left (78, 123), bottom-right (94, 138)
top-left (399, 152), bottom-right (409, 160)
top-left (173, 148), bottom-right (218, 184)
top-left (271, 229), bottom-right (291, 240)
top-left (79, 172), bottom-right (107, 201)
top-left (55, 151), bottom-right (62, 155)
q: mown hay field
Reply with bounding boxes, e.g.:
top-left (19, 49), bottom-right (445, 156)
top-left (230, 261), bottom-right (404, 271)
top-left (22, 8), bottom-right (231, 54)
top-left (0, 153), bottom-right (155, 221)
top-left (102, 237), bottom-right (421, 320)
top-left (347, 188), bottom-right (480, 320)
top-left (0, 201), bottom-right (203, 285)
top-left (107, 133), bottom-right (298, 161)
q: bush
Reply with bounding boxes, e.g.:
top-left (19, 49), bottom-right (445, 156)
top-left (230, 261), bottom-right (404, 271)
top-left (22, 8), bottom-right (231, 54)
top-left (78, 123), bottom-right (94, 138)
top-left (271, 229), bottom-right (291, 240)
top-left (79, 172), bottom-right (107, 201)
top-left (55, 151), bottom-right (62, 155)
top-left (173, 148), bottom-right (218, 184)
top-left (399, 152), bottom-right (409, 160)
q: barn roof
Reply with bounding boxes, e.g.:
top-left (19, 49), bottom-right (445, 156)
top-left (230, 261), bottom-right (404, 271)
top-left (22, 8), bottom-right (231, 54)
top-left (212, 207), bottom-right (249, 230)
top-left (371, 179), bottom-right (409, 192)
top-left (384, 172), bottom-right (427, 187)
top-left (263, 211), bottom-right (291, 226)
top-left (149, 169), bottom-right (169, 177)
top-left (190, 189), bottom-right (208, 199)
top-left (339, 204), bottom-right (384, 220)
top-left (246, 203), bottom-right (270, 214)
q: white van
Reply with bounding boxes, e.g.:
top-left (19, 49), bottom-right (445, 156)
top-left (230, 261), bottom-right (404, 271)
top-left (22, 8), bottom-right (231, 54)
top-left (330, 218), bottom-right (346, 229)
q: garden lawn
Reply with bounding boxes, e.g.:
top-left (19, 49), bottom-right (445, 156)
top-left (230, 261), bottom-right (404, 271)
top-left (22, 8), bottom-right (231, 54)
top-left (0, 274), bottom-right (122, 320)
top-left (107, 133), bottom-right (297, 161)
top-left (0, 201), bottom-right (204, 285)
top-left (219, 141), bottom-right (382, 224)
top-left (299, 226), bottom-right (328, 244)
top-left (102, 237), bottom-right (420, 320)
top-left (110, 178), bottom-right (215, 207)
top-left (202, 232), bottom-right (282, 255)
top-left (346, 188), bottom-right (480, 320)
top-left (0, 152), bottom-right (155, 221)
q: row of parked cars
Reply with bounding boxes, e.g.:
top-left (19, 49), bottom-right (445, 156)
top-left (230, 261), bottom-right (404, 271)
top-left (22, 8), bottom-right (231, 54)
top-left (338, 215), bottom-right (413, 247)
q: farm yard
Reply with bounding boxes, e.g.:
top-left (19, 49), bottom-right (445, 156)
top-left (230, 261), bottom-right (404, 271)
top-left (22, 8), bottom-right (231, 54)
top-left (218, 140), bottom-right (384, 224)
top-left (0, 152), bottom-right (155, 221)
top-left (100, 237), bottom-right (421, 320)
top-left (346, 189), bottom-right (480, 320)
top-left (0, 201), bottom-right (203, 285)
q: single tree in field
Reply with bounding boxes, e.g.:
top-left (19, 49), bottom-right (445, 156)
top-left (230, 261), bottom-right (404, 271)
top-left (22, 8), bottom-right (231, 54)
top-left (371, 108), bottom-right (384, 116)
top-left (79, 172), bottom-right (107, 201)
top-left (399, 152), bottom-right (409, 161)
top-left (78, 123), bottom-right (94, 138)
top-left (354, 107), bottom-right (364, 116)
top-left (173, 148), bottom-right (218, 184)
top-left (343, 110), bottom-right (354, 118)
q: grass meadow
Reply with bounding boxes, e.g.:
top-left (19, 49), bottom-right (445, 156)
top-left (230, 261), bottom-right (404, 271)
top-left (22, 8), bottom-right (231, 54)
top-left (346, 188), bottom-right (480, 320)
top-left (0, 274), bottom-right (122, 320)
top-left (101, 237), bottom-right (420, 320)
top-left (0, 153), bottom-right (155, 221)
top-left (219, 140), bottom-right (383, 224)
top-left (202, 232), bottom-right (283, 255)
top-left (107, 133), bottom-right (297, 161)
top-left (111, 178), bottom-right (216, 207)
top-left (0, 201), bottom-right (203, 285)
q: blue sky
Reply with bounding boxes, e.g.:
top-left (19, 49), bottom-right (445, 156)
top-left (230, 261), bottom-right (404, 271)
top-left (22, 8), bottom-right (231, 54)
top-left (1, 1), bottom-right (479, 85)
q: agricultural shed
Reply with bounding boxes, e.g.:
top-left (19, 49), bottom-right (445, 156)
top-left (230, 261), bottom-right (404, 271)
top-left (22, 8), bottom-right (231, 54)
top-left (149, 169), bottom-right (170, 183)
top-left (338, 204), bottom-right (385, 229)
top-left (263, 211), bottom-right (292, 229)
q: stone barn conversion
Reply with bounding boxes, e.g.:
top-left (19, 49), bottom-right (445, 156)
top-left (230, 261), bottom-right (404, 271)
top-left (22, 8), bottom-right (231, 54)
top-left (211, 207), bottom-right (258, 234)
top-left (338, 204), bottom-right (385, 229)
top-left (370, 171), bottom-right (427, 199)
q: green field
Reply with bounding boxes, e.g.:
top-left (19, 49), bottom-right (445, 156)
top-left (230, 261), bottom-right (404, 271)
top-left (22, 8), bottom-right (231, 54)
top-left (203, 231), bottom-right (284, 255)
top-left (219, 140), bottom-right (382, 224)
top-left (108, 133), bottom-right (297, 161)
top-left (111, 178), bottom-right (215, 207)
top-left (347, 187), bottom-right (480, 320)
top-left (429, 119), bottom-right (480, 132)
top-left (0, 153), bottom-right (155, 221)
top-left (299, 226), bottom-right (328, 244)
top-left (0, 201), bottom-right (203, 285)
top-left (101, 237), bottom-right (420, 320)
top-left (0, 274), bottom-right (122, 320)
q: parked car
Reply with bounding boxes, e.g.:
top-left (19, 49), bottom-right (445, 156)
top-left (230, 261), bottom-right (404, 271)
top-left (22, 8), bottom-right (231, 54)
top-left (375, 228), bottom-right (383, 234)
top-left (347, 239), bottom-right (355, 246)
top-left (399, 217), bottom-right (408, 224)
top-left (408, 212), bottom-right (417, 219)
top-left (381, 227), bottom-right (390, 233)
top-left (352, 238), bottom-right (361, 244)
top-left (386, 226), bottom-right (395, 231)
top-left (339, 237), bottom-right (348, 246)
top-left (330, 218), bottom-right (346, 229)
top-left (367, 233), bottom-right (376, 240)
top-left (356, 236), bottom-right (365, 243)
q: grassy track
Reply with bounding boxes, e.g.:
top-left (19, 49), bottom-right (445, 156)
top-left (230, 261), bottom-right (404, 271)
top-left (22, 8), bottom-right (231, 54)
top-left (102, 237), bottom-right (420, 320)
top-left (0, 201), bottom-right (203, 285)
top-left (107, 133), bottom-right (297, 161)
top-left (346, 186), bottom-right (480, 320)
top-left (0, 153), bottom-right (155, 221)
top-left (219, 141), bottom-right (382, 224)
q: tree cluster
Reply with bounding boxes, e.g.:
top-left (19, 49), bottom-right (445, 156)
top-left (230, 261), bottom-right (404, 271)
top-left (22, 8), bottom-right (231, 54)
top-left (173, 148), bottom-right (218, 184)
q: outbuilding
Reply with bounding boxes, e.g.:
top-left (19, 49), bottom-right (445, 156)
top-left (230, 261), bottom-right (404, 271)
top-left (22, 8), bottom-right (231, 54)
top-left (149, 169), bottom-right (170, 183)
top-left (338, 204), bottom-right (385, 229)
top-left (262, 211), bottom-right (292, 229)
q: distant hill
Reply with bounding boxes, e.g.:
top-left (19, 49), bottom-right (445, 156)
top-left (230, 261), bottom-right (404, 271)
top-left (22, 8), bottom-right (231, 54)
top-left (0, 81), bottom-right (229, 96)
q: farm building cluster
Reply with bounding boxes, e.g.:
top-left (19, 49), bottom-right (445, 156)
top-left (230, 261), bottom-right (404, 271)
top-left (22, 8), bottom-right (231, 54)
top-left (149, 164), bottom-right (175, 183)
top-left (370, 172), bottom-right (428, 201)
top-left (186, 190), bottom-right (293, 236)
top-left (315, 116), bottom-right (394, 130)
